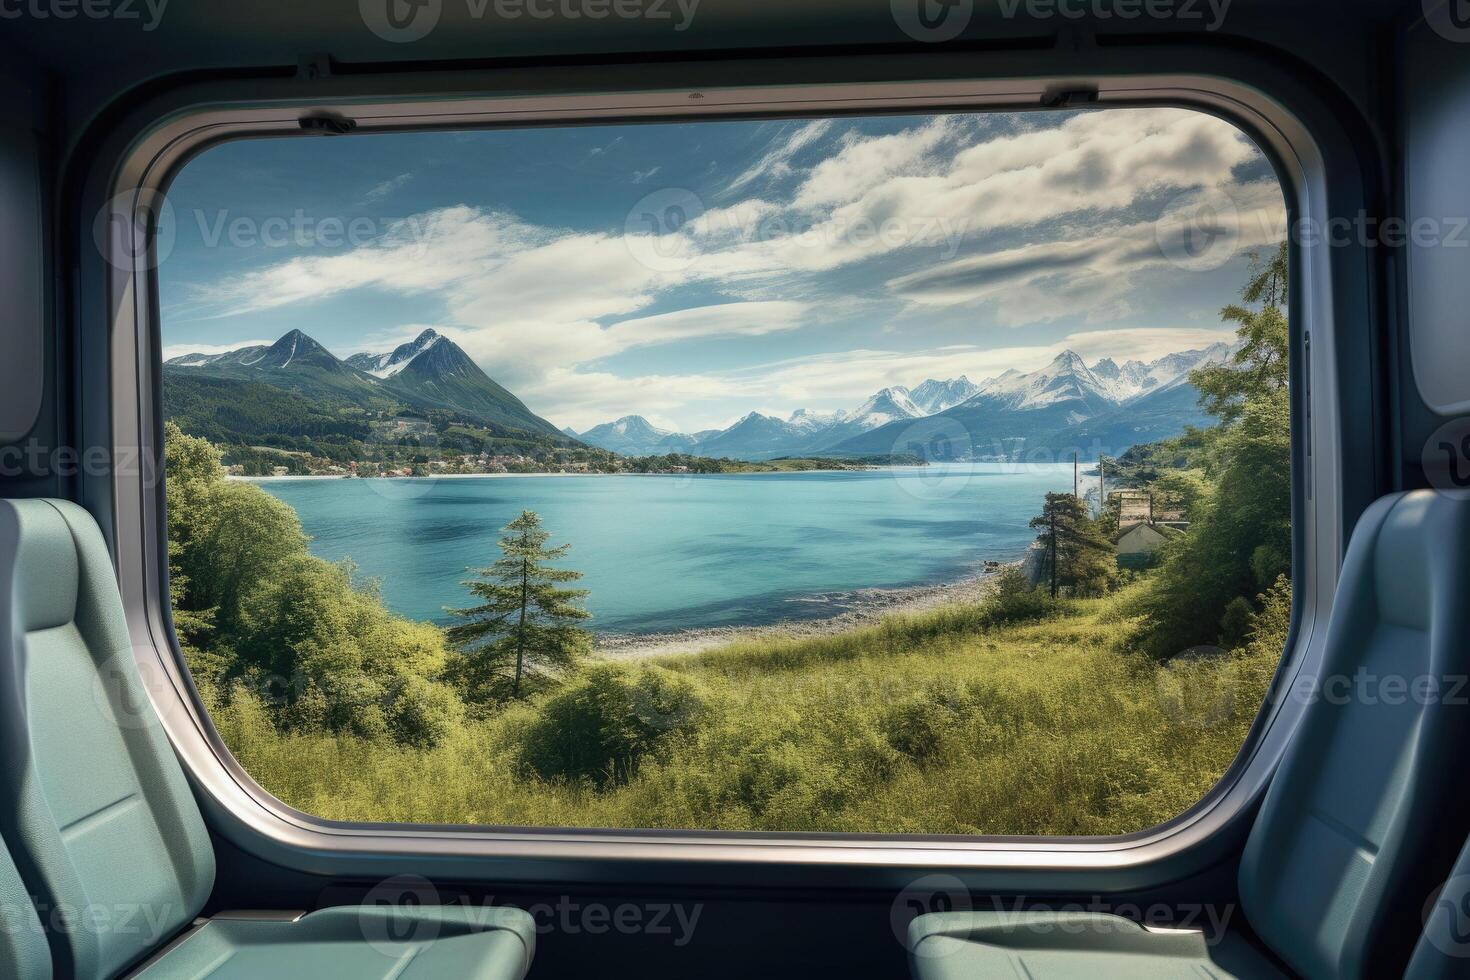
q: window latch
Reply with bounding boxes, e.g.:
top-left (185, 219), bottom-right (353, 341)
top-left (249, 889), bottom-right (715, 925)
top-left (1041, 88), bottom-right (1100, 109)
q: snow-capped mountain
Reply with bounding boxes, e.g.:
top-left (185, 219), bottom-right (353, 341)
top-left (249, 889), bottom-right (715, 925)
top-left (1118, 359), bottom-right (1155, 392)
top-left (1087, 343), bottom-right (1236, 402)
top-left (787, 408), bottom-right (847, 433)
top-left (569, 340), bottom-right (1236, 461)
top-left (909, 376), bottom-right (980, 415)
top-left (1139, 342), bottom-right (1235, 397)
top-left (967, 350), bottom-right (1117, 420)
top-left (169, 329), bottom-right (343, 373)
top-left (804, 387), bottom-right (924, 452)
top-left (695, 412), bottom-right (815, 458)
top-left (576, 386), bottom-right (927, 460)
top-left (345, 329), bottom-right (443, 379)
top-left (855, 387), bottom-right (923, 425)
top-left (165, 328), bottom-right (564, 438)
top-left (576, 415), bottom-right (679, 456)
top-left (826, 343), bottom-right (1234, 459)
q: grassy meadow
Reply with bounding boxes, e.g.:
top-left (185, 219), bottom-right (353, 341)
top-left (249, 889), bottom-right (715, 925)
top-left (207, 578), bottom-right (1283, 836)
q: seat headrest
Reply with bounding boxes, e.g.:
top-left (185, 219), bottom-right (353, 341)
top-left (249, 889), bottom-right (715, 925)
top-left (1, 499), bottom-right (81, 633)
top-left (1373, 491), bottom-right (1459, 632)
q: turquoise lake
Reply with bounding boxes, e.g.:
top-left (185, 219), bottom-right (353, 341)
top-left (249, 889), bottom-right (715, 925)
top-left (257, 463), bottom-right (1078, 634)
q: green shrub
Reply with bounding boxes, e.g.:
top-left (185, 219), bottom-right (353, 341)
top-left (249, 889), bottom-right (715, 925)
top-left (386, 675), bottom-right (466, 750)
top-left (1217, 596), bottom-right (1254, 649)
top-left (880, 680), bottom-right (975, 762)
top-left (518, 665), bottom-right (709, 788)
top-left (982, 567), bottom-right (1056, 626)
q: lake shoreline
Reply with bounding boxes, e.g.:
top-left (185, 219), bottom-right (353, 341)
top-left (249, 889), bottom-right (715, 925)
top-left (592, 563), bottom-right (1020, 662)
top-left (230, 467), bottom-right (901, 483)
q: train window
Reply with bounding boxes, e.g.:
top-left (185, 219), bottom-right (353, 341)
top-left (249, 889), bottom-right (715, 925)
top-left (158, 106), bottom-right (1291, 834)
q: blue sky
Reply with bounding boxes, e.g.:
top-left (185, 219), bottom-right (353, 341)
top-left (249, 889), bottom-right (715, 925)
top-left (159, 108), bottom-right (1285, 432)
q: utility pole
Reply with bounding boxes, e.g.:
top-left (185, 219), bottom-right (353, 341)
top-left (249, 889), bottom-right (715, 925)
top-left (1049, 508), bottom-right (1058, 599)
top-left (1073, 451), bottom-right (1078, 499)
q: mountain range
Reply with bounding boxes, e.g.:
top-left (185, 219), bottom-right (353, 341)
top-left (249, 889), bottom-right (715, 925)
top-left (165, 326), bottom-right (1235, 462)
top-left (570, 343), bottom-right (1235, 461)
top-left (165, 329), bottom-right (565, 439)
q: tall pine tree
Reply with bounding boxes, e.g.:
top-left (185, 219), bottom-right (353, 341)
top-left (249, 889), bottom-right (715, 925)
top-left (1030, 492), bottom-right (1116, 598)
top-left (447, 510), bottom-right (591, 704)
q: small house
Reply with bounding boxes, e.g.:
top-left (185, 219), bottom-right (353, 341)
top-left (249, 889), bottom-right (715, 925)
top-left (1114, 520), bottom-right (1184, 569)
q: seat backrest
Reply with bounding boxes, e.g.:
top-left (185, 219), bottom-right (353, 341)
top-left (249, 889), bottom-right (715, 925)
top-left (1239, 490), bottom-right (1470, 979)
top-left (0, 832), bottom-right (50, 980)
top-left (0, 498), bottom-right (215, 979)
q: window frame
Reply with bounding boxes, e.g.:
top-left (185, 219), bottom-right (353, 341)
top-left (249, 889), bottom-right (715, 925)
top-left (82, 45), bottom-right (1378, 891)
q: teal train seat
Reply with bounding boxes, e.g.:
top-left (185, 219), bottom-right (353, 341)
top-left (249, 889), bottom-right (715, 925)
top-left (0, 835), bottom-right (51, 979)
top-left (908, 490), bottom-right (1470, 979)
top-left (0, 498), bottom-right (536, 979)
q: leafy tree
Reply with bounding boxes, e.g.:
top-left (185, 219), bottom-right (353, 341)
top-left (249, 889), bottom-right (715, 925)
top-left (164, 421), bottom-right (466, 747)
top-left (236, 554), bottom-right (463, 746)
top-left (1133, 243), bottom-right (1292, 656)
top-left (1030, 492), bottom-right (1116, 598)
top-left (446, 510), bottom-right (592, 704)
top-left (1193, 242), bottom-right (1289, 423)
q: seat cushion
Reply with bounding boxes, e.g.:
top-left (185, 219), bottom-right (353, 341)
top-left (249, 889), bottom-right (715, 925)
top-left (907, 911), bottom-right (1286, 980)
top-left (139, 904), bottom-right (536, 980)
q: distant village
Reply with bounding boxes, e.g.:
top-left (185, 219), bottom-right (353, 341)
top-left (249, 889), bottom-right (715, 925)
top-left (223, 449), bottom-right (630, 479)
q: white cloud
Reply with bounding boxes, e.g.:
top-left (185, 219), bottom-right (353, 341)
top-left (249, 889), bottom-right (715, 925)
top-left (886, 179), bottom-right (1286, 324)
top-left (183, 108), bottom-right (1284, 429)
top-left (743, 108), bottom-right (1268, 275)
top-left (361, 173), bottom-right (413, 203)
top-left (721, 119), bottom-right (835, 197)
top-left (519, 367), bottom-right (747, 432)
top-left (792, 117), bottom-right (955, 210)
top-left (588, 136), bottom-right (623, 157)
top-left (192, 207), bottom-right (549, 317)
top-left (606, 301), bottom-right (811, 348)
top-left (437, 301), bottom-right (811, 394)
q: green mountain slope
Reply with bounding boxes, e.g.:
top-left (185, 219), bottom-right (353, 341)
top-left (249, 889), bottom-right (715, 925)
top-left (381, 335), bottom-right (562, 436)
top-left (164, 328), bottom-right (567, 444)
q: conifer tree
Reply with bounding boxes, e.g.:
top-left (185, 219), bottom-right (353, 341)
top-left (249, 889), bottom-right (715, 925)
top-left (447, 510), bottom-right (591, 703)
top-left (1030, 492), bottom-right (1116, 598)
